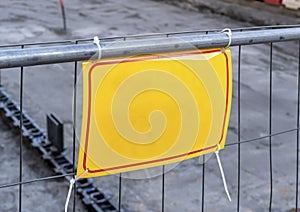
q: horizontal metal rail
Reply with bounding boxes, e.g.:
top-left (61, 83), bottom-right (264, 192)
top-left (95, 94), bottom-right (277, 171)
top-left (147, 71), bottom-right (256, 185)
top-left (0, 27), bottom-right (299, 69)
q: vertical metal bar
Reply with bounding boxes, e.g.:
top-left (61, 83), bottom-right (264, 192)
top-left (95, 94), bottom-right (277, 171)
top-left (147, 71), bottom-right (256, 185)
top-left (237, 44), bottom-right (242, 212)
top-left (118, 37), bottom-right (127, 212)
top-left (118, 173), bottom-right (122, 212)
top-left (160, 34), bottom-right (170, 212)
top-left (201, 31), bottom-right (209, 212)
top-left (201, 155), bottom-right (205, 212)
top-left (72, 40), bottom-right (79, 212)
top-left (19, 45), bottom-right (24, 212)
top-left (162, 165), bottom-right (165, 212)
top-left (296, 40), bottom-right (300, 211)
top-left (269, 43), bottom-right (273, 211)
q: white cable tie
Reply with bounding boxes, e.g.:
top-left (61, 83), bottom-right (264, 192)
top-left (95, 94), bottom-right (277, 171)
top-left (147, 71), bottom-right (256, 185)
top-left (93, 36), bottom-right (102, 61)
top-left (221, 28), bottom-right (232, 48)
top-left (215, 144), bottom-right (232, 202)
top-left (65, 169), bottom-right (89, 212)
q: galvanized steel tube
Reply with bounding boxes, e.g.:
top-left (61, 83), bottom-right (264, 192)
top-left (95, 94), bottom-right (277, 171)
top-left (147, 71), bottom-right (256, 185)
top-left (0, 27), bottom-right (299, 69)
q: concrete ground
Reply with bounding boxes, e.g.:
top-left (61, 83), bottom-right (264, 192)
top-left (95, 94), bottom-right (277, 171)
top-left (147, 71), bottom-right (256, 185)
top-left (0, 0), bottom-right (299, 211)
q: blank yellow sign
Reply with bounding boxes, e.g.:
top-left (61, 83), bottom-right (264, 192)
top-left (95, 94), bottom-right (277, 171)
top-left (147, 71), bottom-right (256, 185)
top-left (77, 48), bottom-right (232, 178)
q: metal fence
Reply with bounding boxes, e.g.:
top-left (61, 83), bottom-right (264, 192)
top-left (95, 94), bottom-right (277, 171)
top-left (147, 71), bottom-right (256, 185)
top-left (0, 25), bottom-right (300, 211)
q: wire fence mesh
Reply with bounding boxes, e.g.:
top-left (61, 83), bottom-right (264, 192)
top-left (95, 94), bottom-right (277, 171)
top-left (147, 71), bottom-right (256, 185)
top-left (0, 25), bottom-right (299, 211)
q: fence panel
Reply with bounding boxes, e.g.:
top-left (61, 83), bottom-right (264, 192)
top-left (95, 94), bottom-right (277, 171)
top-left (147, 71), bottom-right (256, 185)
top-left (0, 25), bottom-right (299, 211)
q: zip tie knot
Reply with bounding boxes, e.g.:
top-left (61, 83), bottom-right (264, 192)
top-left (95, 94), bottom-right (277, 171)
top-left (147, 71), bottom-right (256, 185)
top-left (65, 169), bottom-right (89, 212)
top-left (69, 178), bottom-right (75, 185)
top-left (93, 36), bottom-right (102, 61)
top-left (221, 28), bottom-right (232, 48)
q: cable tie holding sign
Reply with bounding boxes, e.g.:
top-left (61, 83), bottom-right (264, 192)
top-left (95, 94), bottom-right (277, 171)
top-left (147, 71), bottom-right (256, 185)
top-left (215, 144), bottom-right (232, 202)
top-left (93, 36), bottom-right (102, 61)
top-left (221, 28), bottom-right (232, 53)
top-left (65, 168), bottom-right (89, 212)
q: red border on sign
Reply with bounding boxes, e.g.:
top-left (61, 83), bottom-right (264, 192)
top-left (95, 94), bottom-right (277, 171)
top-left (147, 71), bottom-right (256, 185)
top-left (82, 49), bottom-right (230, 173)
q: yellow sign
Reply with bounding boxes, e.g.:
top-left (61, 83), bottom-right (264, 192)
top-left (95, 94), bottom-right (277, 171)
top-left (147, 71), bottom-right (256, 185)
top-left (77, 48), bottom-right (232, 178)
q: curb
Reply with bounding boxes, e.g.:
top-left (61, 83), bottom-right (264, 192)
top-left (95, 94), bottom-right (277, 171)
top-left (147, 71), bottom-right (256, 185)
top-left (155, 0), bottom-right (300, 26)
